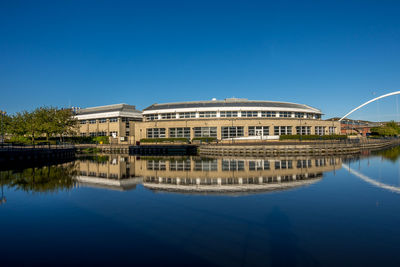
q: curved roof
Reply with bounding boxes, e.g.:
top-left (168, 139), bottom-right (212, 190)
top-left (143, 98), bottom-right (321, 113)
top-left (142, 176), bottom-right (322, 196)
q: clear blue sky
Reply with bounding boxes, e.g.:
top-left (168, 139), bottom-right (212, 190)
top-left (1, 0), bottom-right (400, 121)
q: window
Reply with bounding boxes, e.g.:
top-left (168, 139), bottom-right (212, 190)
top-left (221, 126), bottom-right (244, 139)
top-left (80, 120), bottom-right (86, 124)
top-left (193, 127), bottom-right (217, 137)
top-left (306, 114), bottom-right (313, 119)
top-left (241, 111), bottom-right (258, 117)
top-left (97, 131), bottom-right (107, 136)
top-left (99, 118), bottom-right (107, 123)
top-left (295, 112), bottom-right (305, 118)
top-left (80, 133), bottom-right (86, 137)
top-left (315, 114), bottom-right (321, 119)
top-left (161, 113), bottom-right (176, 119)
top-left (170, 160), bottom-right (191, 171)
top-left (222, 160), bottom-right (245, 171)
top-left (315, 126), bottom-right (325, 135)
top-left (147, 160), bottom-right (166, 171)
top-left (249, 160), bottom-right (269, 171)
top-left (194, 159), bottom-right (218, 171)
top-left (110, 131), bottom-right (118, 137)
top-left (169, 127), bottom-right (190, 138)
top-left (261, 111), bottom-right (276, 117)
top-left (89, 132), bottom-right (96, 137)
top-left (296, 126), bottom-right (311, 135)
top-left (179, 112), bottom-right (196, 118)
top-left (199, 111), bottom-right (217, 118)
top-left (315, 158), bottom-right (326, 167)
top-left (147, 128), bottom-right (166, 138)
top-left (109, 118), bottom-right (118, 123)
top-left (279, 112), bottom-right (292, 118)
top-left (145, 114), bottom-right (158, 121)
top-left (248, 126), bottom-right (269, 136)
top-left (297, 160), bottom-right (312, 168)
top-left (89, 119), bottom-right (96, 124)
top-left (329, 127), bottom-right (336, 134)
top-left (220, 111), bottom-right (238, 117)
top-left (274, 126), bottom-right (292, 135)
top-left (125, 131), bottom-right (130, 136)
top-left (275, 160), bottom-right (293, 169)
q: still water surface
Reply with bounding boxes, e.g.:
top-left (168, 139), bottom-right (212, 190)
top-left (1, 148), bottom-right (400, 266)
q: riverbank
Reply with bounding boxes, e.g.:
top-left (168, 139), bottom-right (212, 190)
top-left (0, 145), bottom-right (76, 169)
top-left (198, 139), bottom-right (400, 156)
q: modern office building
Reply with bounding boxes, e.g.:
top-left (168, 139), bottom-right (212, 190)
top-left (74, 104), bottom-right (142, 144)
top-left (74, 99), bottom-right (341, 144)
top-left (135, 98), bottom-right (340, 142)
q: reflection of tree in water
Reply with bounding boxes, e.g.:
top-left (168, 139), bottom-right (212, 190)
top-left (0, 163), bottom-right (78, 194)
top-left (265, 206), bottom-right (319, 266)
top-left (373, 146), bottom-right (400, 162)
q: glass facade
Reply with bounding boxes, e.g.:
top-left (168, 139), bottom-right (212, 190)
top-left (261, 111), bottom-right (276, 117)
top-left (146, 128), bottom-right (166, 138)
top-left (220, 111), bottom-right (238, 117)
top-left (179, 112), bottom-right (196, 118)
top-left (169, 127), bottom-right (190, 138)
top-left (279, 112), bottom-right (292, 118)
top-left (248, 126), bottom-right (269, 136)
top-left (296, 126), bottom-right (311, 135)
top-left (199, 111), bottom-right (217, 118)
top-left (161, 113), bottom-right (175, 119)
top-left (315, 126), bottom-right (325, 135)
top-left (241, 111), bottom-right (258, 117)
top-left (193, 127), bottom-right (217, 137)
top-left (221, 126), bottom-right (244, 139)
top-left (145, 114), bottom-right (158, 121)
top-left (274, 126), bottom-right (292, 135)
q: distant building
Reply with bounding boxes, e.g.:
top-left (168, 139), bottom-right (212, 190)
top-left (74, 104), bottom-right (142, 144)
top-left (327, 118), bottom-right (381, 136)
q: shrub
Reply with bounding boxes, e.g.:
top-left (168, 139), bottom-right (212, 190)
top-left (92, 136), bottom-right (110, 144)
top-left (192, 137), bottom-right (217, 143)
top-left (279, 135), bottom-right (347, 141)
top-left (7, 136), bottom-right (31, 144)
top-left (140, 138), bottom-right (189, 143)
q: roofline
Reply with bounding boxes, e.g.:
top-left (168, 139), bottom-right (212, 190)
top-left (80, 103), bottom-right (133, 111)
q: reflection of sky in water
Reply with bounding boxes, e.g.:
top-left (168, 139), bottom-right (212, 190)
top-left (1, 150), bottom-right (400, 266)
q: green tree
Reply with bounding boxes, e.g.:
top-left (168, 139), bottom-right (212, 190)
top-left (371, 121), bottom-right (400, 136)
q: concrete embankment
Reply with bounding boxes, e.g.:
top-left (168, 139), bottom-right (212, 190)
top-left (0, 146), bottom-right (76, 169)
top-left (199, 139), bottom-right (400, 157)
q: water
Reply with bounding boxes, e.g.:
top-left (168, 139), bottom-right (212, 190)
top-left (1, 148), bottom-right (400, 266)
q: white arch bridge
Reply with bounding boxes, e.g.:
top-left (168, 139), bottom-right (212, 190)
top-left (339, 91), bottom-right (400, 122)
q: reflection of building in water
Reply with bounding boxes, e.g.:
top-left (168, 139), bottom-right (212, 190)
top-left (76, 155), bottom-right (142, 191)
top-left (138, 156), bottom-right (342, 195)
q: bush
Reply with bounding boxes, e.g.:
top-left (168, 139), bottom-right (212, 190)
top-left (81, 147), bottom-right (101, 154)
top-left (7, 136), bottom-right (31, 144)
top-left (92, 136), bottom-right (109, 144)
top-left (140, 138), bottom-right (189, 143)
top-left (279, 135), bottom-right (347, 141)
top-left (192, 137), bottom-right (217, 143)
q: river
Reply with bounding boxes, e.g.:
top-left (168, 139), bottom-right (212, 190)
top-left (1, 147), bottom-right (400, 266)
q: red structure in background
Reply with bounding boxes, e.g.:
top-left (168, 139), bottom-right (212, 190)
top-left (327, 118), bottom-right (381, 136)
